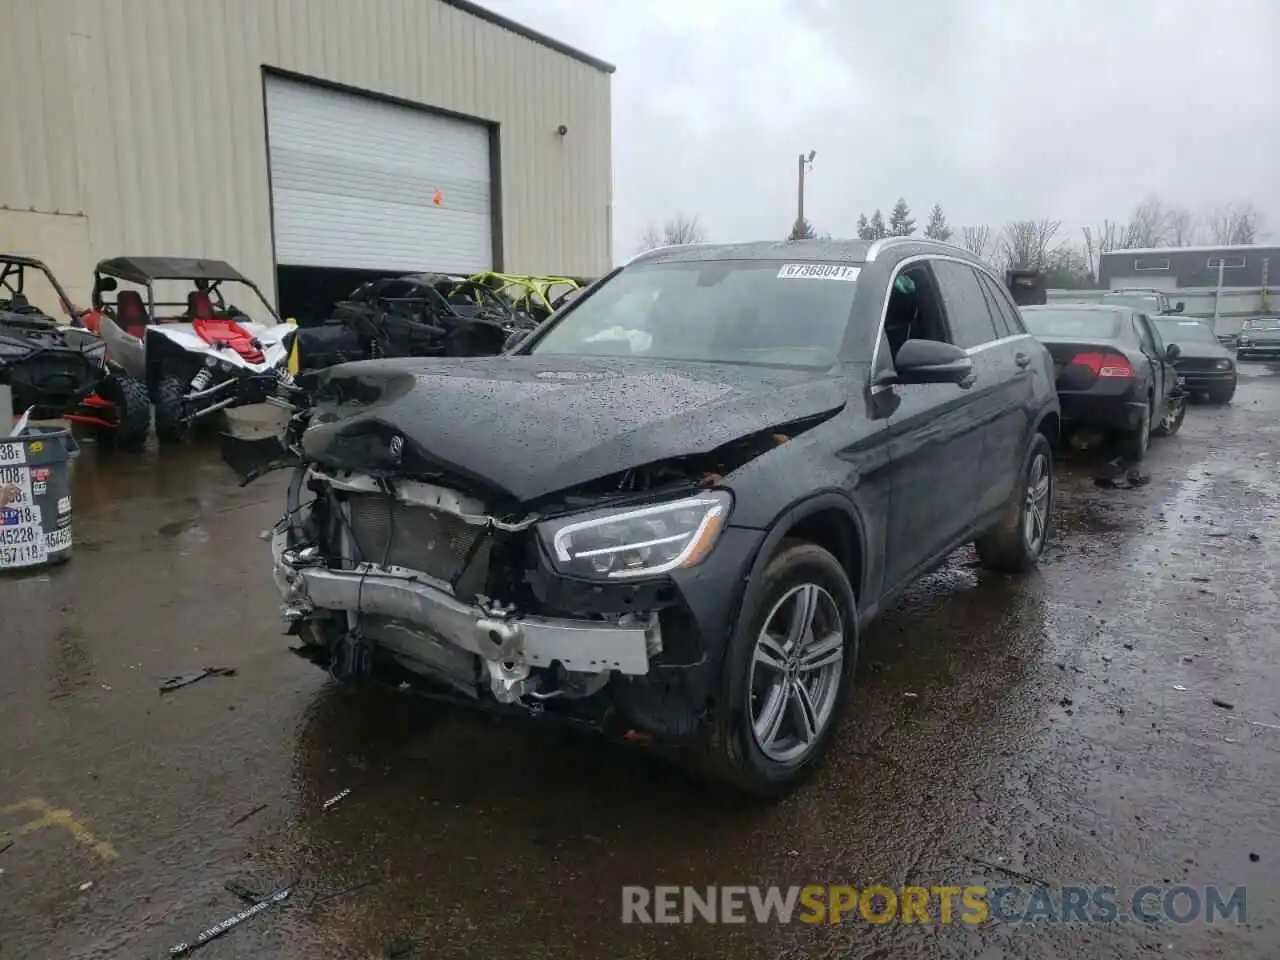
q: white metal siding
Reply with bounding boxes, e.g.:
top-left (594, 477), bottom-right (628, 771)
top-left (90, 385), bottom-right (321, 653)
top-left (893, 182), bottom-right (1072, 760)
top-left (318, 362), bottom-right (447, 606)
top-left (266, 77), bottom-right (493, 273)
top-left (0, 0), bottom-right (613, 309)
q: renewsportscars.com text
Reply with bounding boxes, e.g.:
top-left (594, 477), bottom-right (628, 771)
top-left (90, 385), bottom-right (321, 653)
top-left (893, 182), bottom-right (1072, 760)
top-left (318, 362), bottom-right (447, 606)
top-left (621, 884), bottom-right (1247, 925)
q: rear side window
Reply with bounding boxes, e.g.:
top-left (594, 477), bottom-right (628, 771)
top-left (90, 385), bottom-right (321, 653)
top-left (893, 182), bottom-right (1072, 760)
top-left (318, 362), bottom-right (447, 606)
top-left (1131, 315), bottom-right (1157, 353)
top-left (931, 260), bottom-right (1000, 349)
top-left (976, 271), bottom-right (1027, 337)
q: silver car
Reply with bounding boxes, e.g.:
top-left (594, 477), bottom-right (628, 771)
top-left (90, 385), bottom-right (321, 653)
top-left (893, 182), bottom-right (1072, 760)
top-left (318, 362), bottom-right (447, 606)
top-left (1237, 318), bottom-right (1280, 360)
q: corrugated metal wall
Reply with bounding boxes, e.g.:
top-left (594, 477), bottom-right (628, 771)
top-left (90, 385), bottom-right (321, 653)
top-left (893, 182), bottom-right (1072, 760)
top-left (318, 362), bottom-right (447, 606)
top-left (0, 0), bottom-right (613, 307)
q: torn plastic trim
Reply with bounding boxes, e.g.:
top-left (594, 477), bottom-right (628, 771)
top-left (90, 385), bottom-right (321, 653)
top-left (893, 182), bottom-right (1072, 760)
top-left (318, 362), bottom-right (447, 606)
top-left (310, 469), bottom-right (539, 531)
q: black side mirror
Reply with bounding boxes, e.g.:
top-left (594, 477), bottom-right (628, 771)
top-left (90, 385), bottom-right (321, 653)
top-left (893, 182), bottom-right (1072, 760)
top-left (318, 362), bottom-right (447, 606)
top-left (878, 339), bottom-right (974, 386)
top-left (1174, 302), bottom-right (1185, 313)
top-left (1166, 343), bottom-right (1181, 361)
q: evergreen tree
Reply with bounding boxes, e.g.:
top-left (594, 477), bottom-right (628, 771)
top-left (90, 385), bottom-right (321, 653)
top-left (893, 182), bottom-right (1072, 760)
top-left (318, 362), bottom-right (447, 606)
top-left (923, 203), bottom-right (952, 242)
top-left (889, 198), bottom-right (915, 236)
top-left (788, 217), bottom-right (818, 240)
top-left (869, 209), bottom-right (887, 240)
top-left (856, 213), bottom-right (872, 241)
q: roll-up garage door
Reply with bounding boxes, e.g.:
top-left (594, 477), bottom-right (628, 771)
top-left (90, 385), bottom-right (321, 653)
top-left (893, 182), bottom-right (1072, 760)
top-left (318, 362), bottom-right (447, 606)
top-left (265, 76), bottom-right (494, 274)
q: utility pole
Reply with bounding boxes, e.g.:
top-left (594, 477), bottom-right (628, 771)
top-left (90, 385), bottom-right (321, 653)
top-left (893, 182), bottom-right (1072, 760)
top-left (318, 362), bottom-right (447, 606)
top-left (796, 150), bottom-right (815, 228)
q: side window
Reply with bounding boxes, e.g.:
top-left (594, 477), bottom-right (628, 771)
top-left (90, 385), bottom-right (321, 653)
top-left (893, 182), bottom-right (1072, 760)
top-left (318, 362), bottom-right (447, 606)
top-left (882, 261), bottom-right (954, 362)
top-left (976, 277), bottom-right (1014, 338)
top-left (1131, 315), bottom-right (1156, 354)
top-left (1139, 314), bottom-right (1165, 354)
top-left (931, 260), bottom-right (1001, 349)
top-left (976, 271), bottom-right (1027, 337)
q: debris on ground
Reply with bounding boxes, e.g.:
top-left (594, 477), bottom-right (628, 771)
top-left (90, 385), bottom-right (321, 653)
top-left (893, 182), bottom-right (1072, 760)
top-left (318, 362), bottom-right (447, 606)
top-left (903, 692), bottom-right (919, 699)
top-left (229, 803), bottom-right (268, 827)
top-left (168, 886), bottom-right (291, 956)
top-left (0, 840), bottom-right (11, 856)
top-left (1173, 685), bottom-right (1188, 691)
top-left (1249, 720), bottom-right (1280, 732)
top-left (159, 667), bottom-right (237, 694)
top-left (321, 788), bottom-right (352, 812)
top-left (1093, 458), bottom-right (1151, 489)
top-left (963, 855), bottom-right (1048, 886)
top-left (1250, 853), bottom-right (1260, 863)
top-left (1212, 698), bottom-right (1235, 710)
top-left (308, 874), bottom-right (384, 909)
top-left (78, 881), bottom-right (93, 891)
top-left (1191, 576), bottom-right (1211, 583)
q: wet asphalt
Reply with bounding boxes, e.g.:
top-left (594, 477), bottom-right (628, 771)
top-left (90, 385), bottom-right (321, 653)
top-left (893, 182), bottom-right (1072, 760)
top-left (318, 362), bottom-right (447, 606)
top-left (2, 364), bottom-right (1279, 960)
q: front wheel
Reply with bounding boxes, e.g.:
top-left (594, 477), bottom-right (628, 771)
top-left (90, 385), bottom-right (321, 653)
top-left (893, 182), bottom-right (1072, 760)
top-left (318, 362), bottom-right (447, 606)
top-left (699, 540), bottom-right (857, 798)
top-left (1207, 383), bottom-right (1236, 405)
top-left (154, 374), bottom-right (191, 444)
top-left (975, 432), bottom-right (1054, 573)
top-left (1152, 393), bottom-right (1186, 437)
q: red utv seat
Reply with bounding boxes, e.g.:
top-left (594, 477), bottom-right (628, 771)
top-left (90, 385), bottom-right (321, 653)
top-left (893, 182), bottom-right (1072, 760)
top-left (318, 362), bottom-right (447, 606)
top-left (187, 290), bottom-right (215, 319)
top-left (116, 290), bottom-right (149, 338)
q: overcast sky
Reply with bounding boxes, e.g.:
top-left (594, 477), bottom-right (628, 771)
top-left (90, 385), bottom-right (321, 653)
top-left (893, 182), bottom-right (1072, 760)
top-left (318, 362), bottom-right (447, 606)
top-left (482, 0), bottom-right (1277, 261)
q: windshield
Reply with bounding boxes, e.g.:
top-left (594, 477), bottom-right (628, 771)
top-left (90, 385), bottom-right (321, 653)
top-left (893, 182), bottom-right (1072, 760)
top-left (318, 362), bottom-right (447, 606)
top-left (1156, 319), bottom-right (1216, 343)
top-left (1245, 318), bottom-right (1280, 330)
top-left (528, 259), bottom-right (859, 368)
top-left (1021, 309), bottom-right (1121, 339)
top-left (1101, 293), bottom-right (1162, 311)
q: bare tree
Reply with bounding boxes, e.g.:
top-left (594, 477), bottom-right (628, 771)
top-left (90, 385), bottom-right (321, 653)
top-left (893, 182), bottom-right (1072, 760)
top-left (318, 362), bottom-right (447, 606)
top-left (1206, 202), bottom-right (1263, 245)
top-left (958, 225), bottom-right (992, 259)
top-left (635, 213), bottom-right (707, 253)
top-left (1081, 220), bottom-right (1123, 281)
top-left (998, 219), bottom-right (1061, 271)
top-left (1168, 207), bottom-right (1197, 246)
top-left (1126, 195), bottom-right (1172, 248)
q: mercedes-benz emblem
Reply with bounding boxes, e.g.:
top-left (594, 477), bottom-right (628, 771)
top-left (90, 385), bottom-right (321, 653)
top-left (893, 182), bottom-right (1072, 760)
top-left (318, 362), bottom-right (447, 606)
top-left (388, 435), bottom-right (404, 463)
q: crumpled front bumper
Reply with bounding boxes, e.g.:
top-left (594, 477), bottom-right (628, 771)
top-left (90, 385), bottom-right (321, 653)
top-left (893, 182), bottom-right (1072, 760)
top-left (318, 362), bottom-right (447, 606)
top-left (272, 531), bottom-right (658, 683)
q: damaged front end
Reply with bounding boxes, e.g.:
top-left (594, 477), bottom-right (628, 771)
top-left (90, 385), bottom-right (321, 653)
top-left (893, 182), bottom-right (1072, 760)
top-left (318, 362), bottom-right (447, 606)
top-left (271, 459), bottom-right (737, 732)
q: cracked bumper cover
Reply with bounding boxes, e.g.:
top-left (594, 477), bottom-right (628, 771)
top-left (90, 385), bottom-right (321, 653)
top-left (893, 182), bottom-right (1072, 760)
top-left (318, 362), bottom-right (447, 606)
top-left (272, 533), bottom-right (657, 676)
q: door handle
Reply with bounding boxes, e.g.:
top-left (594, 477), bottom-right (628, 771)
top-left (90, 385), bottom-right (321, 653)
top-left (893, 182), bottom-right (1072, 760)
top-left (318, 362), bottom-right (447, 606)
top-left (1015, 352), bottom-right (1031, 368)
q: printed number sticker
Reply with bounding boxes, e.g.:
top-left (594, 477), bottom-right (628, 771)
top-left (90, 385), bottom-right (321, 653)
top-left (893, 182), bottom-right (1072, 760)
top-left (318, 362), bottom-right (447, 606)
top-left (46, 527), bottom-right (72, 551)
top-left (0, 540), bottom-right (47, 567)
top-left (2, 504), bottom-right (40, 526)
top-left (777, 263), bottom-right (860, 282)
top-left (0, 444), bottom-right (27, 467)
top-left (58, 497), bottom-right (71, 515)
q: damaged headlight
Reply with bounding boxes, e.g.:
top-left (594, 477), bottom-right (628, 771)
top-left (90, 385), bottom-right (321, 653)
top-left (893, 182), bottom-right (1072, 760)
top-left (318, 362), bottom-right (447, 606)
top-left (540, 491), bottom-right (732, 580)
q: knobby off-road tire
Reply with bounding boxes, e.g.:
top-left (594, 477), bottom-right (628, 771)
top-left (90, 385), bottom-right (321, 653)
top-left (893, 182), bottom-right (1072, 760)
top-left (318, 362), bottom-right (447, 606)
top-left (154, 375), bottom-right (191, 444)
top-left (97, 375), bottom-right (151, 449)
top-left (975, 432), bottom-right (1054, 573)
top-left (698, 539), bottom-right (858, 799)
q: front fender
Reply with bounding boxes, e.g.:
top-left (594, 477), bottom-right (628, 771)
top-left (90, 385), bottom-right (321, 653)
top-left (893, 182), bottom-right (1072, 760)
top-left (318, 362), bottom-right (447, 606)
top-left (98, 315), bottom-right (146, 381)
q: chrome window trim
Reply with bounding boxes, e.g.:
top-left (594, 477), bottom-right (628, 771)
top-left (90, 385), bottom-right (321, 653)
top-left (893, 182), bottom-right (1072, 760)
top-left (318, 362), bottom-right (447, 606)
top-left (868, 252), bottom-right (1030, 394)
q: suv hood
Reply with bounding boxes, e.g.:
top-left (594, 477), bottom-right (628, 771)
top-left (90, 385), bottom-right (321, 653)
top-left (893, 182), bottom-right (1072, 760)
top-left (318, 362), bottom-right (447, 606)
top-left (302, 355), bottom-right (849, 503)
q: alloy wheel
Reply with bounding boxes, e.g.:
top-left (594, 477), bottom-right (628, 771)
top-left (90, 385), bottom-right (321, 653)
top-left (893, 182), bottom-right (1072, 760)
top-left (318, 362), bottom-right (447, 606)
top-left (1023, 450), bottom-right (1051, 555)
top-left (1159, 396), bottom-right (1185, 432)
top-left (748, 583), bottom-right (845, 764)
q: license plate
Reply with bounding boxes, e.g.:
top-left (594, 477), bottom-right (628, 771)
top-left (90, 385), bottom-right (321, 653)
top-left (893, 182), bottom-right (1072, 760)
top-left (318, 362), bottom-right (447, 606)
top-left (1177, 376), bottom-right (1186, 385)
top-left (0, 443), bottom-right (26, 466)
top-left (0, 540), bottom-right (48, 567)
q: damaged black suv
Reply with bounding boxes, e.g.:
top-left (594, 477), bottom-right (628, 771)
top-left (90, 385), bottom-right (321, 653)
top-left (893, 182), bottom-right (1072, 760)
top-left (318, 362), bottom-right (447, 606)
top-left (271, 237), bottom-right (1059, 796)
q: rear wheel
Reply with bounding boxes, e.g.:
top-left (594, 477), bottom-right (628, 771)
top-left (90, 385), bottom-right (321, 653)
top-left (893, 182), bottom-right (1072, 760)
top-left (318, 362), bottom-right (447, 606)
top-left (93, 374), bottom-right (150, 450)
top-left (699, 540), bottom-right (857, 798)
top-left (154, 373), bottom-right (191, 444)
top-left (1119, 399), bottom-right (1151, 460)
top-left (975, 432), bottom-right (1054, 573)
top-left (1152, 393), bottom-right (1186, 437)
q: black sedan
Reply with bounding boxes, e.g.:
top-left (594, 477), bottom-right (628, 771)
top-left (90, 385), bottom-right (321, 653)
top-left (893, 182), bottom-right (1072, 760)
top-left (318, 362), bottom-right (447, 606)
top-left (1154, 316), bottom-right (1237, 404)
top-left (261, 237), bottom-right (1061, 796)
top-left (1021, 304), bottom-right (1186, 459)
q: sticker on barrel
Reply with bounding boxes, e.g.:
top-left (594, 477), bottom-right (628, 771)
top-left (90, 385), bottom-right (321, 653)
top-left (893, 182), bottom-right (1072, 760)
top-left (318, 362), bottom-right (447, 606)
top-left (0, 441), bottom-right (27, 466)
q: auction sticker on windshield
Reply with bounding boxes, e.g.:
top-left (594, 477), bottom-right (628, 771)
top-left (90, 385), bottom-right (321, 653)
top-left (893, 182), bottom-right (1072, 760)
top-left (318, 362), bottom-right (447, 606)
top-left (777, 263), bottom-right (860, 281)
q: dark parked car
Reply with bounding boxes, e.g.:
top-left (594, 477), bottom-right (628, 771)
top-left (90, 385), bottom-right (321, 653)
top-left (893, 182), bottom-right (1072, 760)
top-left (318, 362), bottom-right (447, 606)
top-left (266, 238), bottom-right (1060, 796)
top-left (1021, 304), bottom-right (1186, 459)
top-left (1237, 318), bottom-right (1280, 360)
top-left (1153, 317), bottom-right (1237, 404)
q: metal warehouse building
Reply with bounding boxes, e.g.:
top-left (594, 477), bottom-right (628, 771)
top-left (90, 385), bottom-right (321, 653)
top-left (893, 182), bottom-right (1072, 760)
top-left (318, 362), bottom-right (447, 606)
top-left (0, 0), bottom-right (614, 319)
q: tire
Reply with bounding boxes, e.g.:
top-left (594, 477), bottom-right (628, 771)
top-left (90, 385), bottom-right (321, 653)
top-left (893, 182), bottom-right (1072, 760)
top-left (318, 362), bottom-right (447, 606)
top-left (1119, 398), bottom-right (1151, 461)
top-left (1207, 383), bottom-right (1236, 405)
top-left (975, 432), bottom-right (1054, 573)
top-left (699, 539), bottom-right (858, 798)
top-left (110, 375), bottom-right (151, 448)
top-left (154, 374), bottom-right (191, 444)
top-left (1152, 393), bottom-right (1186, 437)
